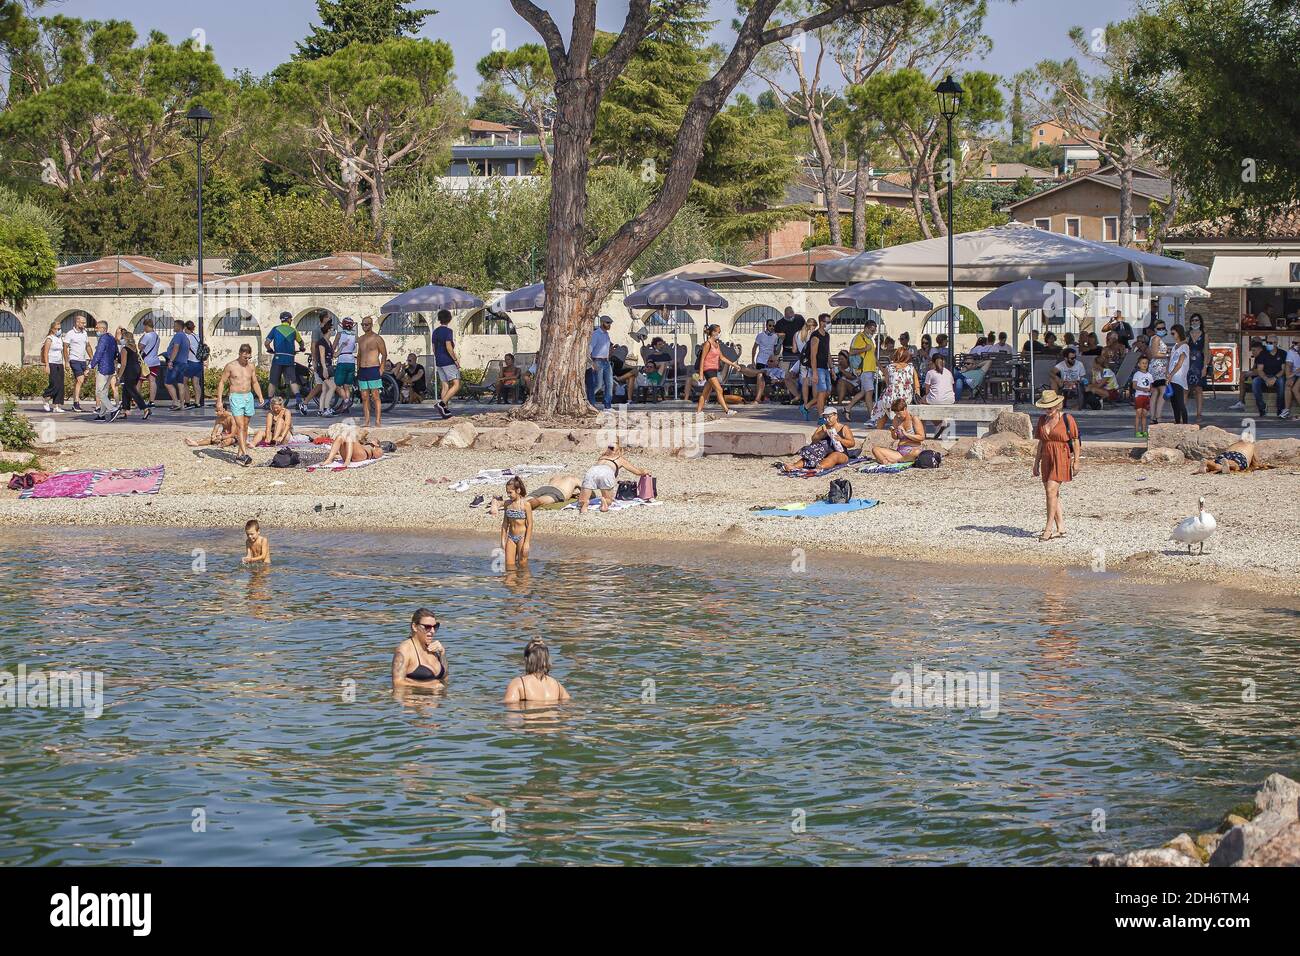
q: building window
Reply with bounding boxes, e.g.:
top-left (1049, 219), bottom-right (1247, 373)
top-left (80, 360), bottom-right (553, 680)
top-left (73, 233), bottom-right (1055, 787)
top-left (830, 307), bottom-right (882, 329)
top-left (215, 310), bottom-right (260, 334)
top-left (731, 305), bottom-right (782, 333)
top-left (379, 314), bottom-right (430, 335)
top-left (462, 308), bottom-right (515, 335)
top-left (1103, 216), bottom-right (1119, 242)
top-left (0, 311), bottom-right (21, 336)
top-left (60, 313), bottom-right (94, 333)
top-left (1134, 216), bottom-right (1151, 241)
top-left (1033, 218), bottom-right (1052, 231)
top-left (1065, 217), bottom-right (1081, 238)
top-left (923, 305), bottom-right (982, 337)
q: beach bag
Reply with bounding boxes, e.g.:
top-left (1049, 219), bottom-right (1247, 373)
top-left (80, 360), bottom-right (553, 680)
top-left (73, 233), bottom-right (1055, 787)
top-left (616, 479), bottom-right (638, 501)
top-left (914, 450), bottom-right (942, 469)
top-left (637, 474), bottom-right (657, 500)
top-left (8, 473), bottom-right (35, 490)
top-left (270, 448), bottom-right (300, 468)
top-left (1084, 391), bottom-right (1102, 410)
top-left (827, 478), bottom-right (852, 504)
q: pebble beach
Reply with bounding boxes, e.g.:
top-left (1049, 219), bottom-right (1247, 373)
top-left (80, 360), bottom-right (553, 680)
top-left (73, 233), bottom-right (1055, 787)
top-left (3, 412), bottom-right (1298, 598)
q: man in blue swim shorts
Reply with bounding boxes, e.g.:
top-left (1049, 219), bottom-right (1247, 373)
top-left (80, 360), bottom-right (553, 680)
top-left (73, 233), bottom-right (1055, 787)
top-left (215, 344), bottom-right (264, 467)
top-left (355, 315), bottom-right (388, 428)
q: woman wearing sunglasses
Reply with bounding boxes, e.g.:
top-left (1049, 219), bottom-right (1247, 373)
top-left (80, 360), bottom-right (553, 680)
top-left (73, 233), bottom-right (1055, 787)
top-left (391, 607), bottom-right (447, 689)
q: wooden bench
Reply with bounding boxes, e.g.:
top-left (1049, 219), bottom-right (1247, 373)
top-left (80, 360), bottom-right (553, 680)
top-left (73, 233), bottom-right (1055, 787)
top-left (907, 403), bottom-right (1011, 438)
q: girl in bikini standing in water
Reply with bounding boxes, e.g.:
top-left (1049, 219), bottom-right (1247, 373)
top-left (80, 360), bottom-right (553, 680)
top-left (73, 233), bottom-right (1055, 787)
top-left (500, 476), bottom-right (533, 569)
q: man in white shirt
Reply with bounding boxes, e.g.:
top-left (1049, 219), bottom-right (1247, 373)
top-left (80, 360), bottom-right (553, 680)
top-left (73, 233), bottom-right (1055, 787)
top-left (588, 314), bottom-right (614, 411)
top-left (992, 332), bottom-right (1013, 353)
top-left (752, 318), bottom-right (780, 368)
top-left (63, 313), bottom-right (91, 411)
top-left (1051, 347), bottom-right (1088, 409)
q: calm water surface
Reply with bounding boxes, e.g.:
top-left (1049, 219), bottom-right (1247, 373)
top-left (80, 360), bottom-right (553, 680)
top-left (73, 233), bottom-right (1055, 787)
top-left (0, 527), bottom-right (1297, 865)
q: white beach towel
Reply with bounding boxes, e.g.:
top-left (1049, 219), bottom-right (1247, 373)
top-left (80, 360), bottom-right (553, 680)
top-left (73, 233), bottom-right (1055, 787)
top-left (449, 464), bottom-right (563, 493)
top-left (562, 498), bottom-right (661, 513)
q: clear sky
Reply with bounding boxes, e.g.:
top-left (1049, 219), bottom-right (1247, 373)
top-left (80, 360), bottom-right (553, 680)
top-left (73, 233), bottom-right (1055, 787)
top-left (49, 0), bottom-right (1140, 93)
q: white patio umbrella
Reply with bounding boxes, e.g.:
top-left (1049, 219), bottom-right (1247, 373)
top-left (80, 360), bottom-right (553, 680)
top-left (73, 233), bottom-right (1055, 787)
top-left (381, 284), bottom-right (484, 313)
top-left (829, 279), bottom-right (934, 312)
top-left (638, 259), bottom-right (778, 284)
top-left (624, 277), bottom-right (729, 399)
top-left (490, 282), bottom-right (545, 312)
top-left (978, 278), bottom-right (1085, 400)
top-left (816, 222), bottom-right (1210, 286)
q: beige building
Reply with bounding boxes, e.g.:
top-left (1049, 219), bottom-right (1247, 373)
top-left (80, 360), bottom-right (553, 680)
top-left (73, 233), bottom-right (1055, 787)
top-left (1005, 166), bottom-right (1170, 244)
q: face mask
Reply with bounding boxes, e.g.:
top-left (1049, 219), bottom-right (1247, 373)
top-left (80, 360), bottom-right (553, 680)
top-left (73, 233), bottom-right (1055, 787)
top-left (1265, 343), bottom-right (1276, 351)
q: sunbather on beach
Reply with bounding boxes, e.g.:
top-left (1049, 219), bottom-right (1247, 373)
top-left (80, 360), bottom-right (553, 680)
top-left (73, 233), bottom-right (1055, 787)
top-left (392, 607), bottom-right (447, 690)
top-left (320, 421), bottom-right (385, 466)
top-left (871, 399), bottom-right (926, 464)
top-left (251, 396), bottom-right (295, 447)
top-left (185, 408), bottom-right (237, 448)
top-left (1202, 440), bottom-right (1260, 473)
top-left (778, 407), bottom-right (856, 473)
top-left (503, 638), bottom-right (570, 705)
top-left (489, 474), bottom-right (582, 514)
top-left (242, 519), bottom-right (271, 565)
top-left (580, 443), bottom-right (649, 513)
top-left (500, 477), bottom-right (533, 569)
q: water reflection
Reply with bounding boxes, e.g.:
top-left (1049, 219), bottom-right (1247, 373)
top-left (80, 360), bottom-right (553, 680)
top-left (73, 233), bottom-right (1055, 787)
top-left (0, 528), bottom-right (1297, 866)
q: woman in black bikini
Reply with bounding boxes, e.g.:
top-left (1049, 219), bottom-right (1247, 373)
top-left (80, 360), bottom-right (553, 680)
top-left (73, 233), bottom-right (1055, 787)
top-left (503, 638), bottom-right (570, 705)
top-left (391, 607), bottom-right (447, 689)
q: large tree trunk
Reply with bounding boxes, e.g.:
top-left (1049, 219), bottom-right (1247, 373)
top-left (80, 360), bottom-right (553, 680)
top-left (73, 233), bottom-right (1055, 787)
top-left (851, 150), bottom-right (869, 250)
top-left (519, 81), bottom-right (610, 419)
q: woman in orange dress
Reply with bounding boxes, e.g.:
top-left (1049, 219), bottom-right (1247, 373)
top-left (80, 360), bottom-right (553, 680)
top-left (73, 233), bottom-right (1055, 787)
top-left (1031, 389), bottom-right (1080, 541)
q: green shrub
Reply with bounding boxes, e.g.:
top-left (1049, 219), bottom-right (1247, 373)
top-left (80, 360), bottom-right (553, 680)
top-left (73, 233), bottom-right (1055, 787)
top-left (0, 397), bottom-right (38, 450)
top-left (204, 366), bottom-right (271, 398)
top-left (461, 367), bottom-right (485, 386)
top-left (0, 363), bottom-right (44, 398)
top-left (0, 453), bottom-right (38, 473)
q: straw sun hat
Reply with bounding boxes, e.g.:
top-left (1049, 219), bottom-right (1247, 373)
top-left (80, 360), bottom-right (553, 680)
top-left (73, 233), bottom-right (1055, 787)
top-left (1034, 389), bottom-right (1066, 409)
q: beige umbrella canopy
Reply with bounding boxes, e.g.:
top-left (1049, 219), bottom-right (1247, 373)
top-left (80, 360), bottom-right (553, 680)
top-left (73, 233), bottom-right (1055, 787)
top-left (815, 222), bottom-right (1210, 286)
top-left (638, 259), bottom-right (778, 285)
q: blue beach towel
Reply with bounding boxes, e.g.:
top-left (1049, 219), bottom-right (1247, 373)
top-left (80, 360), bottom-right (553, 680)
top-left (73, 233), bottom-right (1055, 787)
top-left (752, 498), bottom-right (880, 518)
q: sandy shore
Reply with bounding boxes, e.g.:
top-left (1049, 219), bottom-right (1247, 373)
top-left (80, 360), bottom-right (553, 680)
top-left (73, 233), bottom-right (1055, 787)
top-left (3, 417), bottom-right (1297, 596)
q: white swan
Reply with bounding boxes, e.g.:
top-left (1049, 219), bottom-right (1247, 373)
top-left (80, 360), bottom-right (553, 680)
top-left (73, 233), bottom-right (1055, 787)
top-left (1170, 496), bottom-right (1216, 554)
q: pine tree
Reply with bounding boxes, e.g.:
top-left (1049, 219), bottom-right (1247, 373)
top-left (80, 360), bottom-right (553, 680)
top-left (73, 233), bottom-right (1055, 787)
top-left (296, 0), bottom-right (436, 59)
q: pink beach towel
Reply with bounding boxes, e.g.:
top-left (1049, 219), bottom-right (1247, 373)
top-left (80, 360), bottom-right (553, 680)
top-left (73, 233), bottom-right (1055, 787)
top-left (22, 466), bottom-right (165, 500)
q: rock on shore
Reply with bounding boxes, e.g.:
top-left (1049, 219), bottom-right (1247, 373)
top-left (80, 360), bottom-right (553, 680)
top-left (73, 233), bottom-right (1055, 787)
top-left (1089, 773), bottom-right (1300, 867)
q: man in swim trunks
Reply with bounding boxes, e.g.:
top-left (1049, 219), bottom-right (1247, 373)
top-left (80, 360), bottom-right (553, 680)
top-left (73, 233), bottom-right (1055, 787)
top-left (216, 343), bottom-right (264, 466)
top-left (355, 316), bottom-right (388, 429)
top-left (488, 474), bottom-right (582, 515)
top-left (1202, 440), bottom-right (1259, 474)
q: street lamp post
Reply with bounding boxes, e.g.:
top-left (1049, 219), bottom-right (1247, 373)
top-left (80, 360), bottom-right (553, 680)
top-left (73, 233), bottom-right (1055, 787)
top-left (187, 105), bottom-right (212, 407)
top-left (934, 75), bottom-right (963, 392)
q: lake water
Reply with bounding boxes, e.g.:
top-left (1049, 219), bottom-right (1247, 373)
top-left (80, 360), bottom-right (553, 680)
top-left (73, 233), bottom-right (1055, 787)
top-left (0, 527), bottom-right (1296, 866)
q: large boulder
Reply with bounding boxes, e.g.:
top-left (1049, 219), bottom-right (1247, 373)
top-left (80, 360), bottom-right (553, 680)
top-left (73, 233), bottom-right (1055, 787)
top-left (1149, 424), bottom-right (1237, 460)
top-left (1254, 773), bottom-right (1300, 817)
top-left (858, 428), bottom-right (895, 449)
top-left (989, 410), bottom-right (1033, 440)
top-left (1241, 821), bottom-right (1300, 866)
top-left (437, 421), bottom-right (478, 449)
top-left (1147, 423), bottom-right (1200, 450)
top-left (534, 430), bottom-right (583, 452)
top-left (0, 450), bottom-right (34, 464)
top-left (504, 420), bottom-right (542, 447)
top-left (1209, 807), bottom-right (1297, 866)
top-left (967, 432), bottom-right (1035, 460)
top-left (1255, 438), bottom-right (1300, 464)
top-left (1140, 447), bottom-right (1186, 464)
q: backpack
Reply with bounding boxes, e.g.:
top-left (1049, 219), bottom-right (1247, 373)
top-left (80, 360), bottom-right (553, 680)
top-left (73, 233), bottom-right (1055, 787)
top-left (637, 474), bottom-right (657, 500)
top-left (827, 478), bottom-right (852, 504)
top-left (914, 449), bottom-right (942, 469)
top-left (269, 448), bottom-right (300, 468)
top-left (616, 479), bottom-right (638, 501)
top-left (195, 341), bottom-right (211, 362)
